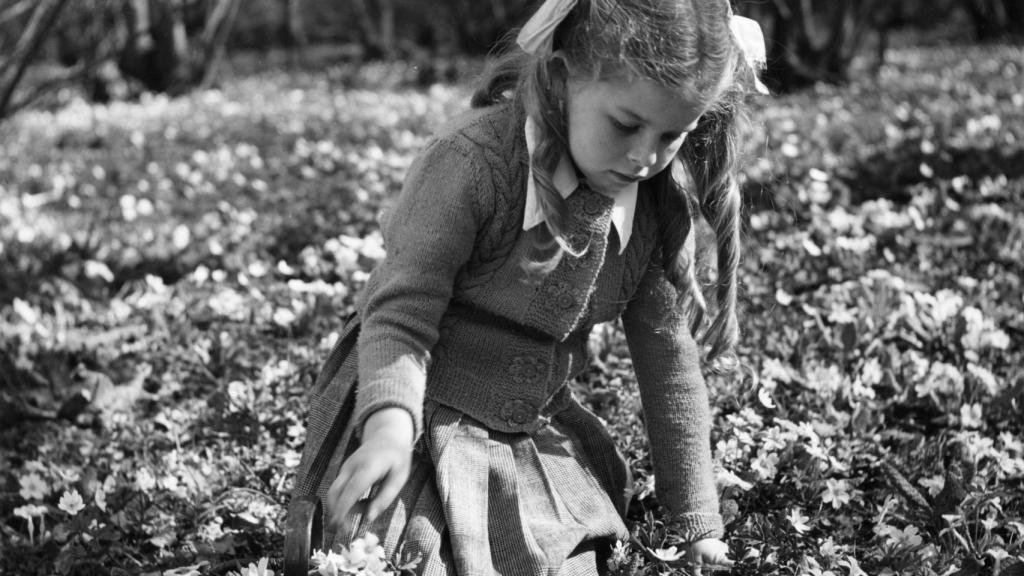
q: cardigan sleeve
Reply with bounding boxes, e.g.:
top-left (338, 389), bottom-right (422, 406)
top-left (620, 258), bottom-right (724, 541)
top-left (354, 134), bottom-right (487, 441)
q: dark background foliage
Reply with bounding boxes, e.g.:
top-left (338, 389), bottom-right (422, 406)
top-left (2, 0), bottom-right (1024, 121)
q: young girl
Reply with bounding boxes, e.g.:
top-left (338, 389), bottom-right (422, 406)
top-left (293, 0), bottom-right (767, 573)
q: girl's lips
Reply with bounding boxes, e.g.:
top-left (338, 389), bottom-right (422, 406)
top-left (609, 170), bottom-right (643, 185)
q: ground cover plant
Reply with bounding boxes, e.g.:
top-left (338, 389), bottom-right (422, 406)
top-left (0, 44), bottom-right (1022, 576)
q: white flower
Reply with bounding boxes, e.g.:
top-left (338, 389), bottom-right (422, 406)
top-left (960, 306), bottom-right (986, 350)
top-left (609, 539), bottom-right (630, 566)
top-left (860, 357), bottom-right (883, 387)
top-left (967, 363), bottom-right (1001, 396)
top-left (822, 479), bottom-right (853, 509)
top-left (960, 403), bottom-right (984, 429)
top-left (918, 474), bottom-right (945, 497)
top-left (310, 549), bottom-right (347, 576)
top-left (788, 508), bottom-right (811, 534)
top-left (14, 504), bottom-right (48, 519)
top-left (716, 468), bottom-right (753, 491)
top-left (762, 357), bottom-right (793, 383)
top-left (650, 545), bottom-right (685, 562)
top-left (13, 504), bottom-right (48, 544)
top-left (915, 362), bottom-right (964, 401)
top-left (236, 558), bottom-right (273, 576)
top-left (876, 523), bottom-right (923, 549)
top-left (135, 467), bottom-right (157, 492)
top-left (634, 475), bottom-right (656, 500)
top-left (310, 533), bottom-right (392, 575)
top-left (58, 489), bottom-right (86, 516)
top-left (751, 449), bottom-right (779, 481)
top-left (208, 287), bottom-right (248, 320)
top-left (984, 329), bottom-right (1009, 350)
top-left (889, 525), bottom-right (923, 548)
top-left (197, 518), bottom-right (226, 542)
top-left (272, 307), bottom-right (297, 327)
top-left (999, 431), bottom-right (1024, 454)
top-left (23, 460), bottom-right (47, 474)
top-left (94, 484), bottom-right (107, 512)
top-left (929, 289), bottom-right (963, 324)
top-left (19, 473), bottom-right (49, 501)
top-left (818, 537), bottom-right (846, 560)
top-left (839, 555), bottom-right (868, 576)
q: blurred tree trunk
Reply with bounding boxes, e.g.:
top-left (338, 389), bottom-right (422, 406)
top-left (0, 0), bottom-right (73, 121)
top-left (450, 0), bottom-right (519, 53)
top-left (741, 0), bottom-right (881, 93)
top-left (349, 0), bottom-right (388, 58)
top-left (118, 0), bottom-right (239, 95)
top-left (378, 0), bottom-right (394, 56)
top-left (198, 0), bottom-right (240, 87)
top-left (283, 0), bottom-right (309, 68)
top-left (749, 0), bottom-right (889, 91)
top-left (963, 0), bottom-right (1024, 39)
top-left (1005, 0), bottom-right (1024, 37)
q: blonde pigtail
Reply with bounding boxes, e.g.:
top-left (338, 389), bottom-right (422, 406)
top-left (520, 53), bottom-right (594, 271)
top-left (700, 176), bottom-right (741, 373)
top-left (680, 88), bottom-right (746, 373)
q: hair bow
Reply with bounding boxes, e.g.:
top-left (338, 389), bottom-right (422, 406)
top-left (517, 0), bottom-right (577, 54)
top-left (728, 15), bottom-right (770, 94)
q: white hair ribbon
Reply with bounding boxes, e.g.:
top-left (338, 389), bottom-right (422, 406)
top-left (729, 15), bottom-right (770, 94)
top-left (517, 0), bottom-right (577, 54)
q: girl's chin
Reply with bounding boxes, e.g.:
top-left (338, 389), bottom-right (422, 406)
top-left (592, 174), bottom-right (637, 196)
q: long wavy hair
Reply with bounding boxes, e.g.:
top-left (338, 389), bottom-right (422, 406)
top-left (472, 0), bottom-right (759, 373)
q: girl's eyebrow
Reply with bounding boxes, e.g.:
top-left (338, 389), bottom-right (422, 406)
top-left (614, 107), bottom-right (647, 124)
top-left (614, 106), bottom-right (699, 135)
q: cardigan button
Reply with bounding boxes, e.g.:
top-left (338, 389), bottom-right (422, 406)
top-left (500, 400), bottom-right (537, 426)
top-left (508, 355), bottom-right (547, 385)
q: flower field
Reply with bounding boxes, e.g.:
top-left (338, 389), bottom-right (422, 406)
top-left (1, 44), bottom-right (1022, 575)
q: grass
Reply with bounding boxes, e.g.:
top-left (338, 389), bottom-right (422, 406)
top-left (1, 42), bottom-right (1022, 575)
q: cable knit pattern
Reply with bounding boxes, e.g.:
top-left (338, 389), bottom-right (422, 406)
top-left (353, 101), bottom-right (724, 541)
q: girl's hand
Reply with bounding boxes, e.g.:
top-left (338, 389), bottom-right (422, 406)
top-left (326, 407), bottom-right (415, 536)
top-left (687, 538), bottom-right (734, 575)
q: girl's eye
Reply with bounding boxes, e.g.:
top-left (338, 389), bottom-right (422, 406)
top-left (611, 118), bottom-right (640, 133)
top-left (662, 131), bottom-right (686, 144)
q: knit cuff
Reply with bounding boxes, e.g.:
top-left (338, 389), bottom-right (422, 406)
top-left (354, 377), bottom-right (425, 442)
top-left (667, 512), bottom-right (725, 542)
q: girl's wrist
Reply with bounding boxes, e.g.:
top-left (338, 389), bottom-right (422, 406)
top-left (362, 406), bottom-right (415, 446)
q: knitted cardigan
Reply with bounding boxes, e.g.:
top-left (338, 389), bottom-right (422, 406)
top-left (353, 101), bottom-right (724, 540)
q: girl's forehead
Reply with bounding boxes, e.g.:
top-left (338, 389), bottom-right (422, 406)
top-left (577, 76), bottom-right (708, 130)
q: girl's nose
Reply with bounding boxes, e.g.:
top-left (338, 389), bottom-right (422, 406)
top-left (627, 139), bottom-right (658, 171)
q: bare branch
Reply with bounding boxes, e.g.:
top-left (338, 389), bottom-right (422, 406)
top-left (199, 0), bottom-right (240, 89)
top-left (0, 0), bottom-right (74, 121)
top-left (200, 0), bottom-right (236, 46)
top-left (2, 64), bottom-right (86, 118)
top-left (0, 0), bottom-right (35, 24)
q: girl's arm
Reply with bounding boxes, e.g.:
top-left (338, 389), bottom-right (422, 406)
top-left (354, 134), bottom-right (488, 441)
top-left (329, 132), bottom-right (490, 532)
top-left (620, 258), bottom-right (724, 542)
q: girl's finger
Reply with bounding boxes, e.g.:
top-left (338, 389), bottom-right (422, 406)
top-left (326, 461), bottom-right (354, 510)
top-left (326, 461), bottom-right (359, 525)
top-left (364, 462), bottom-right (409, 522)
top-left (709, 550), bottom-right (734, 567)
top-left (330, 462), bottom-right (382, 530)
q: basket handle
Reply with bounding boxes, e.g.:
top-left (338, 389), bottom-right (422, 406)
top-left (284, 495), bottom-right (323, 576)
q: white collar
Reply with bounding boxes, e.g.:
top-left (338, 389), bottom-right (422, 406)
top-left (522, 117), bottom-right (636, 254)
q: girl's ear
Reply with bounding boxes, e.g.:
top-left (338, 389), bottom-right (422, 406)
top-left (546, 50), bottom-right (571, 87)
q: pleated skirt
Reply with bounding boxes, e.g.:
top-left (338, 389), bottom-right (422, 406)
top-left (295, 316), bottom-right (632, 575)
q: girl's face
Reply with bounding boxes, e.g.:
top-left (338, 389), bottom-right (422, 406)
top-left (565, 75), bottom-right (706, 196)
